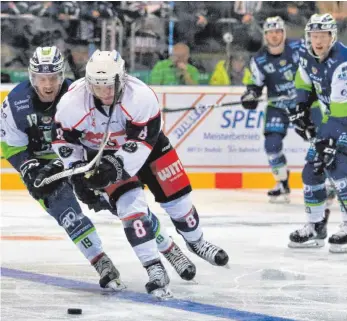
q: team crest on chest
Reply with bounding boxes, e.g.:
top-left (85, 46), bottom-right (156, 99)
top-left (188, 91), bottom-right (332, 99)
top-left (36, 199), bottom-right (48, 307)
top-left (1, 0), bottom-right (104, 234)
top-left (311, 66), bottom-right (318, 74)
top-left (279, 60), bottom-right (286, 67)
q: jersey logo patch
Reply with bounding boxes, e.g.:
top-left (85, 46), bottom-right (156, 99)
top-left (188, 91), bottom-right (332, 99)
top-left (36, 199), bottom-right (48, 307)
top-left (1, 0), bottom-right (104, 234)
top-left (58, 146), bottom-right (73, 158)
top-left (41, 116), bottom-right (52, 124)
top-left (122, 142), bottom-right (138, 153)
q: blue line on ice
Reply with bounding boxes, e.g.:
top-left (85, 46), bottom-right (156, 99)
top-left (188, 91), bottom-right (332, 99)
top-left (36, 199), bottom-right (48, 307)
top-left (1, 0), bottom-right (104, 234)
top-left (1, 267), bottom-right (298, 321)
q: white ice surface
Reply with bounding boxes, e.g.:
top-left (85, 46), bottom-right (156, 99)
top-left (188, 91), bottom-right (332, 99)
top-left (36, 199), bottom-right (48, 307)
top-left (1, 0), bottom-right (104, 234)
top-left (1, 189), bottom-right (347, 321)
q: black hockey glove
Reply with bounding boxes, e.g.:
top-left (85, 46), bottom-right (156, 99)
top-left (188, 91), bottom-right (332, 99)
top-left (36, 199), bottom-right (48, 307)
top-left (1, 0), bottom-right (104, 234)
top-left (313, 138), bottom-right (337, 175)
top-left (241, 90), bottom-right (258, 110)
top-left (19, 159), bottom-right (42, 199)
top-left (31, 159), bottom-right (66, 199)
top-left (286, 104), bottom-right (316, 141)
top-left (70, 161), bottom-right (113, 212)
top-left (84, 154), bottom-right (131, 190)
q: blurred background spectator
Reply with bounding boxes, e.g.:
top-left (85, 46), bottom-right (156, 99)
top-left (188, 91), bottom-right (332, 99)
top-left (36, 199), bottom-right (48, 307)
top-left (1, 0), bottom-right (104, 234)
top-left (209, 51), bottom-right (249, 86)
top-left (1, 1), bottom-right (343, 85)
top-left (149, 43), bottom-right (199, 85)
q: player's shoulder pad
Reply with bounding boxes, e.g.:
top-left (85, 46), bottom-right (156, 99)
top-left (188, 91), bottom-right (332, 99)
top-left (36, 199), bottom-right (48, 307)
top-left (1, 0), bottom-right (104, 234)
top-left (332, 59), bottom-right (347, 83)
top-left (333, 42), bottom-right (347, 60)
top-left (120, 75), bottom-right (159, 120)
top-left (253, 47), bottom-right (268, 65)
top-left (5, 80), bottom-right (33, 112)
top-left (55, 78), bottom-right (89, 129)
top-left (6, 80), bottom-right (33, 102)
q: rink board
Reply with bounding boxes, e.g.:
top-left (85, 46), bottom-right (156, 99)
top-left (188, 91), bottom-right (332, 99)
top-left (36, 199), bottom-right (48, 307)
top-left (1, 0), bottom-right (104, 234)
top-left (0, 85), bottom-right (307, 190)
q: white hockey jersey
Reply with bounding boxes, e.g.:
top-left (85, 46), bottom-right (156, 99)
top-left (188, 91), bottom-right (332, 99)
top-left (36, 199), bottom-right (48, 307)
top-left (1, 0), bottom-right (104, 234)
top-left (53, 75), bottom-right (162, 177)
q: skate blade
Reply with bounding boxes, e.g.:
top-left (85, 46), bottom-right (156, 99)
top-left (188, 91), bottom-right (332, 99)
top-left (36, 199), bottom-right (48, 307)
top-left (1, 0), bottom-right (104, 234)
top-left (269, 195), bottom-right (290, 204)
top-left (288, 239), bottom-right (325, 248)
top-left (151, 287), bottom-right (173, 300)
top-left (329, 244), bottom-right (347, 253)
top-left (104, 279), bottom-right (127, 291)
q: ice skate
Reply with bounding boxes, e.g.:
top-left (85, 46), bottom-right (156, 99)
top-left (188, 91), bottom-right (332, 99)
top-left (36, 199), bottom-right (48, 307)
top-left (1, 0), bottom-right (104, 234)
top-left (329, 222), bottom-right (347, 253)
top-left (268, 176), bottom-right (290, 204)
top-left (186, 235), bottom-right (229, 267)
top-left (162, 242), bottom-right (196, 281)
top-left (145, 261), bottom-right (172, 299)
top-left (288, 212), bottom-right (329, 248)
top-left (93, 253), bottom-right (126, 291)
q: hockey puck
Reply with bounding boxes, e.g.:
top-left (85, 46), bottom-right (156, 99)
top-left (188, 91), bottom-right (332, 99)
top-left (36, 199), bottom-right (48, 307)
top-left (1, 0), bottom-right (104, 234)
top-left (67, 308), bottom-right (82, 315)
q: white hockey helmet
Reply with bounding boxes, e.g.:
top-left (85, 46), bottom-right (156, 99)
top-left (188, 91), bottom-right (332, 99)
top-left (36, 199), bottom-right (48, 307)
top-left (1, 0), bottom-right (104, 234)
top-left (28, 46), bottom-right (65, 87)
top-left (85, 50), bottom-right (126, 100)
top-left (263, 16), bottom-right (285, 33)
top-left (263, 16), bottom-right (286, 47)
top-left (305, 13), bottom-right (337, 58)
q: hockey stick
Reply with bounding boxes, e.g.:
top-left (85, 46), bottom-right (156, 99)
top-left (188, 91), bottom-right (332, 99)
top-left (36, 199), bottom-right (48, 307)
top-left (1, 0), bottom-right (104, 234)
top-left (34, 134), bottom-right (111, 187)
top-left (308, 138), bottom-right (347, 213)
top-left (161, 94), bottom-right (296, 113)
top-left (323, 168), bottom-right (347, 213)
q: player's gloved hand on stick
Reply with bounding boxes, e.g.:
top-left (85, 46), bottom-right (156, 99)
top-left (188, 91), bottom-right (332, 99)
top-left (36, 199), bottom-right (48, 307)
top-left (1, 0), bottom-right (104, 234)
top-left (286, 103), bottom-right (316, 141)
top-left (84, 154), bottom-right (130, 190)
top-left (313, 138), bottom-right (337, 174)
top-left (20, 159), bottom-right (64, 200)
top-left (69, 161), bottom-right (113, 212)
top-left (20, 159), bottom-right (42, 199)
top-left (241, 89), bottom-right (258, 110)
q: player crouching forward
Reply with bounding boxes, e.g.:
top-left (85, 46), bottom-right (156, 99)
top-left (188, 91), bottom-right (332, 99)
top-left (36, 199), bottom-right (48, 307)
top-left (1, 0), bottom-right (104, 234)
top-left (0, 46), bottom-right (125, 292)
top-left (49, 50), bottom-right (229, 294)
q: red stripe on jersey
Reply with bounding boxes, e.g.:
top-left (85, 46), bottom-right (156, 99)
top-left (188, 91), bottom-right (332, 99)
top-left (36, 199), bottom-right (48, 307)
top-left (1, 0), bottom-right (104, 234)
top-left (72, 108), bottom-right (95, 129)
top-left (148, 86), bottom-right (159, 103)
top-left (122, 212), bottom-right (145, 221)
top-left (131, 110), bottom-right (160, 126)
top-left (120, 104), bottom-right (133, 119)
top-left (51, 140), bottom-right (67, 144)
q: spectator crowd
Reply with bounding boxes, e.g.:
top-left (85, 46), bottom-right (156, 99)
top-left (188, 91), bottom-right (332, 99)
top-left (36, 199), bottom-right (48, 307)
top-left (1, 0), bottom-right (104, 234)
top-left (1, 1), bottom-right (347, 85)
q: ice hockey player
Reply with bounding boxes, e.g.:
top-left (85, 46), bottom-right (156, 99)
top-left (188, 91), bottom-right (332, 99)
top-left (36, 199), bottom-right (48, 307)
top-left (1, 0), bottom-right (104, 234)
top-left (42, 49), bottom-right (229, 295)
top-left (0, 46), bottom-right (196, 298)
top-left (241, 16), bottom-right (321, 203)
top-left (287, 13), bottom-right (347, 253)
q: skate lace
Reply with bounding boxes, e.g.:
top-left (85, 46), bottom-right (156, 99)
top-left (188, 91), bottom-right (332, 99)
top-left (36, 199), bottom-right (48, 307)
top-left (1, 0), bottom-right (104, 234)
top-left (94, 255), bottom-right (112, 278)
top-left (192, 239), bottom-right (219, 262)
top-left (334, 222), bottom-right (347, 236)
top-left (164, 246), bottom-right (190, 275)
top-left (147, 263), bottom-right (165, 283)
top-left (297, 223), bottom-right (315, 237)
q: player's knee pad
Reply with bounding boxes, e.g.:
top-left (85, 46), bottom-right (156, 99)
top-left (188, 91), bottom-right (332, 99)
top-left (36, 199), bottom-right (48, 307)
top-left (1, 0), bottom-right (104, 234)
top-left (121, 213), bottom-right (155, 247)
top-left (171, 206), bottom-right (200, 233)
top-left (264, 133), bottom-right (284, 154)
top-left (267, 151), bottom-right (287, 169)
top-left (304, 183), bottom-right (327, 204)
top-left (56, 207), bottom-right (95, 241)
top-left (303, 183), bottom-right (327, 220)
